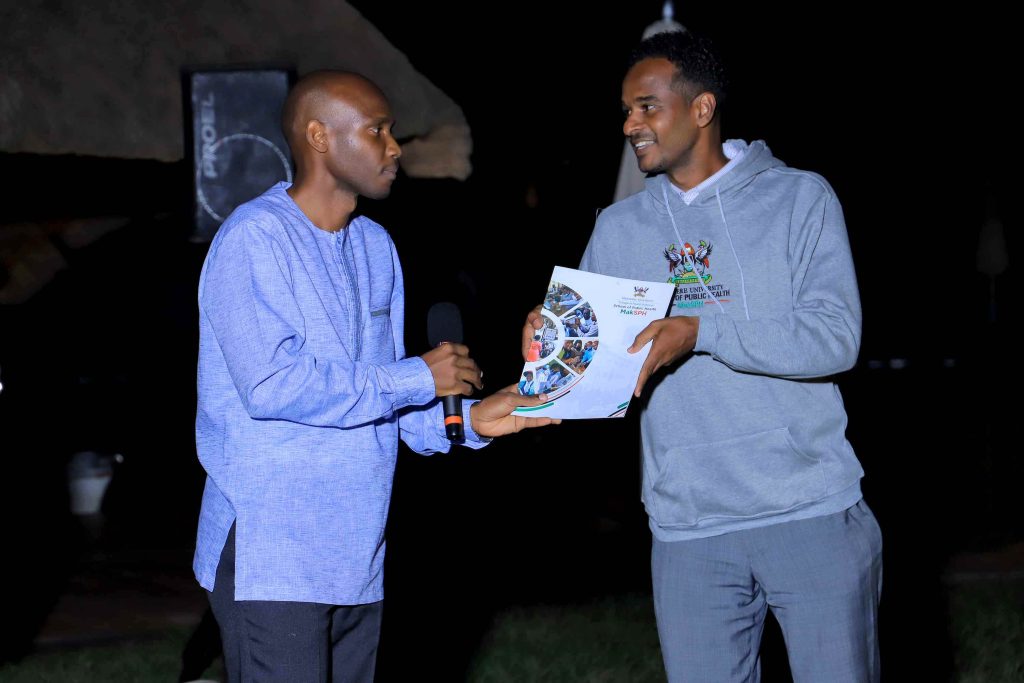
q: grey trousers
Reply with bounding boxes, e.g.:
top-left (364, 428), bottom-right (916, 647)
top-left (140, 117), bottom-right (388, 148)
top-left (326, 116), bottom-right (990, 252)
top-left (652, 499), bottom-right (883, 683)
top-left (208, 525), bottom-right (383, 683)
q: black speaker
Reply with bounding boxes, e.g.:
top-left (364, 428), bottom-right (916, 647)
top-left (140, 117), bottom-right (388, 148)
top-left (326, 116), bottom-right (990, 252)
top-left (185, 69), bottom-right (294, 241)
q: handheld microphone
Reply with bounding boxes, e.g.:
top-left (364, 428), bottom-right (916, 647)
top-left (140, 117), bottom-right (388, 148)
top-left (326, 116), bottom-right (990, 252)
top-left (427, 302), bottom-right (465, 442)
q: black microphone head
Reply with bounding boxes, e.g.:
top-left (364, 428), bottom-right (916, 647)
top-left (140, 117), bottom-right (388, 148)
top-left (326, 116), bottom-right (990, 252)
top-left (427, 302), bottom-right (463, 347)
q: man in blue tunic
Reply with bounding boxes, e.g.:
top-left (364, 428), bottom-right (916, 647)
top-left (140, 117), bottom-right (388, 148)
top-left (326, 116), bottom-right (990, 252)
top-left (194, 71), bottom-right (554, 682)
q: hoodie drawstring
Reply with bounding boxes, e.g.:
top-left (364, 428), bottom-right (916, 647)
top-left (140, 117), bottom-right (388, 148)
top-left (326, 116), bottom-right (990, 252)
top-left (660, 180), bottom-right (751, 320)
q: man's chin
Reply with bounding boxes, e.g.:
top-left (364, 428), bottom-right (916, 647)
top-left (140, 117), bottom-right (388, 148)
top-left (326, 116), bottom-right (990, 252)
top-left (366, 185), bottom-right (394, 200)
top-left (635, 159), bottom-right (660, 175)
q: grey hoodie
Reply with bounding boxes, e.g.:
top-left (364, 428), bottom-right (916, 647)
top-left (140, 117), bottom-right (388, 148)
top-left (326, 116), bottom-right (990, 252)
top-left (581, 140), bottom-right (864, 541)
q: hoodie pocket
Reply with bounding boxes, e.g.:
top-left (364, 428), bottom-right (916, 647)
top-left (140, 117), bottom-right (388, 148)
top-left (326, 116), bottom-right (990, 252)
top-left (650, 427), bottom-right (827, 529)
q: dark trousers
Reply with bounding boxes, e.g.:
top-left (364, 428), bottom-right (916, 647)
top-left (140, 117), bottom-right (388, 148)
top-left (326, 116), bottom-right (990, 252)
top-left (208, 525), bottom-right (383, 683)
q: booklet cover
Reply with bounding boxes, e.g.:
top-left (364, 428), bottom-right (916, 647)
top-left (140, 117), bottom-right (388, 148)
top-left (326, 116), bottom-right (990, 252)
top-left (512, 266), bottom-right (675, 419)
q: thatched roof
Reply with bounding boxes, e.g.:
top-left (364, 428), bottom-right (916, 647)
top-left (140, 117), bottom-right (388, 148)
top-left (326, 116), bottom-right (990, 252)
top-left (0, 0), bottom-right (471, 179)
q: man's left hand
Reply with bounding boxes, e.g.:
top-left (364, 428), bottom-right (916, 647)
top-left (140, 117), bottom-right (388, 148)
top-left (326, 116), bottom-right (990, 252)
top-left (470, 385), bottom-right (561, 438)
top-left (628, 316), bottom-right (699, 397)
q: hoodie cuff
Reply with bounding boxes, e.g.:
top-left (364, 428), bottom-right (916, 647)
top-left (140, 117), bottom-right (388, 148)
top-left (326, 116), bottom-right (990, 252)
top-left (383, 357), bottom-right (436, 411)
top-left (694, 314), bottom-right (719, 355)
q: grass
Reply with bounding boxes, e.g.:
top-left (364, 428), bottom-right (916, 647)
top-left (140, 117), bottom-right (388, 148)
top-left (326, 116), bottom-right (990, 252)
top-left (947, 578), bottom-right (1024, 683)
top-left (0, 628), bottom-right (222, 683)
top-left (2, 583), bottom-right (1021, 682)
top-left (467, 594), bottom-right (665, 683)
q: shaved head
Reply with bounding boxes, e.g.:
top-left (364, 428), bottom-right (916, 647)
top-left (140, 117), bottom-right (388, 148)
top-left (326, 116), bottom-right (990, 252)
top-left (281, 70), bottom-right (388, 159)
top-left (281, 70), bottom-right (401, 202)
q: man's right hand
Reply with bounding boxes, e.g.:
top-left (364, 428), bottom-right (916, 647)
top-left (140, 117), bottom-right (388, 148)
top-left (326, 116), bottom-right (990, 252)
top-left (520, 305), bottom-right (544, 360)
top-left (422, 343), bottom-right (483, 397)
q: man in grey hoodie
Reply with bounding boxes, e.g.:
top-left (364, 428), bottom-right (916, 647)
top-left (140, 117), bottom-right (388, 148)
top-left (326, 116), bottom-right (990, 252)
top-left (523, 31), bottom-right (881, 682)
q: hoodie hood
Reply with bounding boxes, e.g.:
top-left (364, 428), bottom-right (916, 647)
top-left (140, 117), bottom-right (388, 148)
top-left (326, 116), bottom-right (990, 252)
top-left (643, 139), bottom-right (784, 214)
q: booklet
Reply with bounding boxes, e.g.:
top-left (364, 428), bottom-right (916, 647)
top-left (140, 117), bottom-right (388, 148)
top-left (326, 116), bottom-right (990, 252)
top-left (513, 266), bottom-right (675, 419)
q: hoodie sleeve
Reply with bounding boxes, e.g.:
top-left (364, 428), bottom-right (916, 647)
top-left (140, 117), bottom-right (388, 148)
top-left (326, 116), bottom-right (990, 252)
top-left (199, 220), bottom-right (436, 429)
top-left (579, 218), bottom-right (603, 274)
top-left (693, 187), bottom-right (862, 379)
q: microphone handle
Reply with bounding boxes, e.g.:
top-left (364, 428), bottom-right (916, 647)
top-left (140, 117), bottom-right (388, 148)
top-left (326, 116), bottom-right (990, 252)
top-left (442, 394), bottom-right (464, 442)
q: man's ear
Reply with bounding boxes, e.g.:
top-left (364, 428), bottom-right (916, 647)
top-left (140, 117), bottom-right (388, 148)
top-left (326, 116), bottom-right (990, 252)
top-left (306, 120), bottom-right (328, 153)
top-left (694, 92), bottom-right (718, 128)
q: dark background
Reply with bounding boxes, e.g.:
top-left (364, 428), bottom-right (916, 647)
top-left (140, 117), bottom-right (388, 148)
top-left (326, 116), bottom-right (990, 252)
top-left (0, 3), bottom-right (1016, 680)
